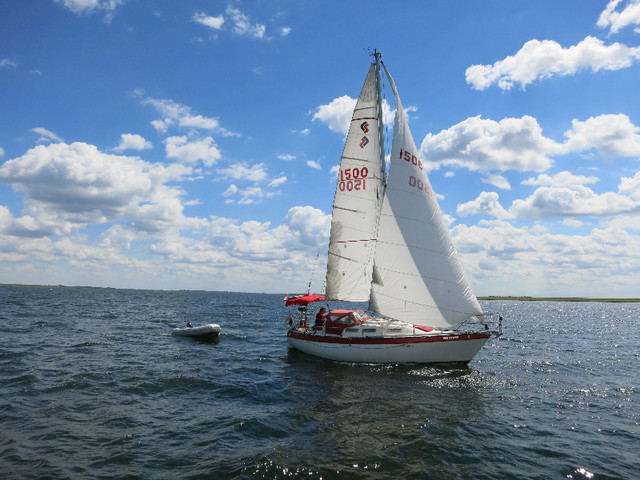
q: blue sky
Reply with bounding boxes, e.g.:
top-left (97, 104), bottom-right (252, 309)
top-left (1, 0), bottom-right (640, 297)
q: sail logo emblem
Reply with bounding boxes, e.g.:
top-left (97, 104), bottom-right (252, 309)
top-left (360, 121), bottom-right (369, 133)
top-left (360, 136), bottom-right (369, 148)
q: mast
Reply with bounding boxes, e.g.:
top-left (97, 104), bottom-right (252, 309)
top-left (372, 50), bottom-right (387, 186)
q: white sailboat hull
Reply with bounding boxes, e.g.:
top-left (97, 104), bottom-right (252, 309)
top-left (287, 329), bottom-right (490, 364)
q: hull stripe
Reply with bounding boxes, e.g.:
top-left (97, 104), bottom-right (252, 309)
top-left (287, 331), bottom-right (490, 345)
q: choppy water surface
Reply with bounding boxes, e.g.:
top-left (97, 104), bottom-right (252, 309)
top-left (0, 286), bottom-right (638, 479)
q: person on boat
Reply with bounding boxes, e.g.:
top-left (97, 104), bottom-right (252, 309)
top-left (314, 307), bottom-right (326, 329)
top-left (187, 322), bottom-right (193, 328)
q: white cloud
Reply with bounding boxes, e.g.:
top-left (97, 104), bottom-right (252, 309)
top-left (31, 127), bottom-right (63, 144)
top-left (466, 36), bottom-right (640, 90)
top-left (1, 58), bottom-right (18, 68)
top-left (54, 0), bottom-right (124, 21)
top-left (562, 114), bottom-right (640, 158)
top-left (269, 176), bottom-right (287, 187)
top-left (281, 27), bottom-right (291, 36)
top-left (217, 162), bottom-right (268, 182)
top-left (457, 191), bottom-right (512, 219)
top-left (597, 0), bottom-right (640, 34)
top-left (165, 136), bottom-right (221, 166)
top-left (420, 115), bottom-right (561, 172)
top-left (482, 174), bottom-right (511, 190)
top-left (136, 92), bottom-right (238, 137)
top-left (114, 133), bottom-right (152, 152)
top-left (306, 160), bottom-right (321, 170)
top-left (522, 171), bottom-right (599, 188)
top-left (222, 185), bottom-right (270, 205)
top-left (618, 170), bottom-right (640, 200)
top-left (452, 219), bottom-right (640, 297)
top-left (312, 95), bottom-right (393, 136)
top-left (510, 185), bottom-right (639, 219)
top-left (225, 5), bottom-right (266, 39)
top-left (277, 153), bottom-right (296, 161)
top-left (282, 205), bottom-right (331, 247)
top-left (0, 147), bottom-right (5, 157)
top-left (0, 142), bottom-right (194, 236)
top-left (192, 11), bottom-right (225, 30)
top-left (312, 95), bottom-right (357, 135)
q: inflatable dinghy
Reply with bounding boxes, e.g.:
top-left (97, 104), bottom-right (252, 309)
top-left (171, 323), bottom-right (221, 337)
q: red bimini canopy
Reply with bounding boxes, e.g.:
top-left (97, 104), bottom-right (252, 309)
top-left (284, 294), bottom-right (326, 306)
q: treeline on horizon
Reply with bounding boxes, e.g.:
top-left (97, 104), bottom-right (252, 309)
top-left (1, 284), bottom-right (639, 302)
top-left (477, 296), bottom-right (640, 303)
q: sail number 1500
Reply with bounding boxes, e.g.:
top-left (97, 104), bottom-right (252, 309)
top-left (339, 167), bottom-right (368, 192)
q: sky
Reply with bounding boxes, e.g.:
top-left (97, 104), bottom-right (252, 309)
top-left (1, 0), bottom-right (640, 297)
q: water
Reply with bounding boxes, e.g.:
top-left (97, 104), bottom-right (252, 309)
top-left (0, 286), bottom-right (638, 479)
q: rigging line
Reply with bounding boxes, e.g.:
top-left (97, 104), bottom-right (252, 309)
top-left (307, 249), bottom-right (321, 294)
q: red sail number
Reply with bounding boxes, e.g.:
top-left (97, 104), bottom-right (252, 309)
top-left (409, 176), bottom-right (430, 195)
top-left (339, 167), bottom-right (369, 192)
top-left (400, 149), bottom-right (423, 171)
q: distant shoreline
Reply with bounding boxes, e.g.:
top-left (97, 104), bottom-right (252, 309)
top-left (477, 296), bottom-right (640, 303)
top-left (1, 284), bottom-right (639, 302)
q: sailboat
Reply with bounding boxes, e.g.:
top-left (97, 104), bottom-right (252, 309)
top-left (285, 52), bottom-right (501, 364)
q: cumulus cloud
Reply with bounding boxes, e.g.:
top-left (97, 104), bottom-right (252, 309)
top-left (420, 115), bottom-right (561, 172)
top-left (312, 95), bottom-right (357, 135)
top-left (510, 185), bottom-right (639, 219)
top-left (452, 219), bottom-right (640, 296)
top-left (222, 185), bottom-right (273, 205)
top-left (597, 0), bottom-right (640, 34)
top-left (225, 5), bottom-right (266, 39)
top-left (114, 133), bottom-right (152, 152)
top-left (191, 6), bottom-right (270, 39)
top-left (216, 162), bottom-right (285, 205)
top-left (522, 171), bottom-right (599, 188)
top-left (457, 191), bottom-right (512, 219)
top-left (0, 142), bottom-right (194, 236)
top-left (54, 0), bottom-right (124, 21)
top-left (136, 92), bottom-right (237, 137)
top-left (618, 170), bottom-right (640, 200)
top-left (192, 11), bottom-right (225, 30)
top-left (562, 114), bottom-right (640, 158)
top-left (306, 160), bottom-right (321, 170)
top-left (165, 136), bottom-right (221, 166)
top-left (312, 96), bottom-right (393, 136)
top-left (217, 162), bottom-right (268, 182)
top-left (482, 174), bottom-right (511, 190)
top-left (466, 36), bottom-right (640, 90)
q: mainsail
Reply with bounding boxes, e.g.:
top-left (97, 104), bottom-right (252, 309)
top-left (325, 61), bottom-right (385, 302)
top-left (369, 63), bottom-right (483, 328)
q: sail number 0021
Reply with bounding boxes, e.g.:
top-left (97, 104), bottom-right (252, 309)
top-left (338, 167), bottom-right (368, 192)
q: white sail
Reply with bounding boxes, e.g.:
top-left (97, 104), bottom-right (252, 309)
top-left (325, 62), bottom-right (385, 302)
top-left (369, 64), bottom-right (483, 328)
